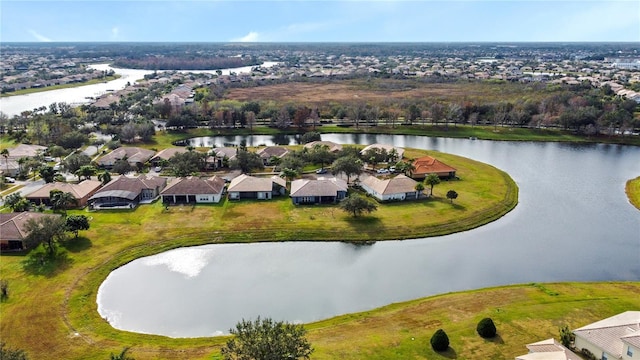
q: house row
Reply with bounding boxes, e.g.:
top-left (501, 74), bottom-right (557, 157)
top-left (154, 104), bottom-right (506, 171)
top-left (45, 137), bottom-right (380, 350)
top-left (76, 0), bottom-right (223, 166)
top-left (516, 311), bottom-right (640, 360)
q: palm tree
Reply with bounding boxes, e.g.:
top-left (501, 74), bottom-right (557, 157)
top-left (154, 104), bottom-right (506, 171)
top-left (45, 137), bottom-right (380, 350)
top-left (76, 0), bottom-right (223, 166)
top-left (1, 148), bottom-right (9, 175)
top-left (424, 173), bottom-right (441, 197)
top-left (75, 165), bottom-right (97, 181)
top-left (98, 170), bottom-right (112, 185)
top-left (415, 182), bottom-right (425, 198)
top-left (50, 190), bottom-right (77, 215)
top-left (279, 168), bottom-right (299, 189)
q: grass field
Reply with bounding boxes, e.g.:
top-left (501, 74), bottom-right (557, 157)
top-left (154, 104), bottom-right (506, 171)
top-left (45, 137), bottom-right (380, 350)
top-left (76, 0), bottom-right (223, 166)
top-left (0, 148), bottom-right (519, 359)
top-left (0, 75), bottom-right (121, 98)
top-left (626, 176), bottom-right (640, 210)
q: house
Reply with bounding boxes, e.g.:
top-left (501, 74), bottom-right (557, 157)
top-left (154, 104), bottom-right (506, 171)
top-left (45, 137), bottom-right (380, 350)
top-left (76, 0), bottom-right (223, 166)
top-left (0, 158), bottom-right (20, 177)
top-left (161, 176), bottom-right (226, 204)
top-left (227, 174), bottom-right (286, 200)
top-left (0, 212), bottom-right (62, 252)
top-left (573, 311), bottom-right (640, 360)
top-left (359, 174), bottom-right (420, 201)
top-left (96, 147), bottom-right (156, 170)
top-left (290, 177), bottom-right (347, 205)
top-left (360, 143), bottom-right (404, 162)
top-left (25, 180), bottom-right (102, 208)
top-left (303, 141), bottom-right (343, 153)
top-left (149, 147), bottom-right (189, 167)
top-left (210, 147), bottom-right (238, 168)
top-left (410, 155), bottom-right (457, 179)
top-left (515, 338), bottom-right (581, 360)
top-left (5, 144), bottom-right (47, 160)
top-left (256, 146), bottom-right (289, 165)
top-left (88, 175), bottom-right (167, 209)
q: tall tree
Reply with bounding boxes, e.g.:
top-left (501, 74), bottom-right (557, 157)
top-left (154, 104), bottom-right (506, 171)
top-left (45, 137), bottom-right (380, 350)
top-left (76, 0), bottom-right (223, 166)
top-left (221, 317), bottom-right (313, 360)
top-left (4, 193), bottom-right (30, 212)
top-left (61, 153), bottom-right (91, 175)
top-left (65, 215), bottom-right (90, 239)
top-left (424, 173), bottom-right (441, 197)
top-left (75, 165), bottom-right (97, 181)
top-left (279, 168), bottom-right (299, 188)
top-left (23, 215), bottom-right (66, 255)
top-left (1, 148), bottom-right (9, 175)
top-left (38, 165), bottom-right (57, 183)
top-left (331, 156), bottom-right (362, 184)
top-left (50, 190), bottom-right (77, 215)
top-left (339, 194), bottom-right (378, 217)
top-left (98, 170), bottom-right (112, 185)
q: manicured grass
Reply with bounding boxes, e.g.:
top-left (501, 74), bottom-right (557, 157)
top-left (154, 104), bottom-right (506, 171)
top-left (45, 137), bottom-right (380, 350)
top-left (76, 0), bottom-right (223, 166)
top-left (626, 176), bottom-right (640, 210)
top-left (0, 148), bottom-right (519, 359)
top-left (0, 76), bottom-right (121, 97)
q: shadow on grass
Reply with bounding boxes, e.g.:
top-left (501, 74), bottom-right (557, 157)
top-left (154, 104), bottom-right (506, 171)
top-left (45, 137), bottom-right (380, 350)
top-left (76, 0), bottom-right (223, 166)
top-left (62, 236), bottom-right (92, 253)
top-left (487, 334), bottom-right (505, 345)
top-left (22, 248), bottom-right (72, 277)
top-left (437, 347), bottom-right (458, 359)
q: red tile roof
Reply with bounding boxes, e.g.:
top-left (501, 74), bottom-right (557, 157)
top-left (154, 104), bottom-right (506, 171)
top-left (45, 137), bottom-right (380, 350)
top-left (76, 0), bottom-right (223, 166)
top-left (411, 156), bottom-right (456, 176)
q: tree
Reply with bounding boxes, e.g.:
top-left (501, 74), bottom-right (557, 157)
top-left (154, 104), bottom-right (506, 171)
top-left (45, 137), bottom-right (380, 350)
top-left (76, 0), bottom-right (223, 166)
top-left (23, 215), bottom-right (66, 255)
top-left (446, 189), bottom-right (458, 204)
top-left (61, 153), bottom-right (91, 175)
top-left (65, 215), bottom-right (90, 239)
top-left (112, 159), bottom-right (133, 175)
top-left (50, 190), bottom-right (77, 215)
top-left (559, 325), bottom-right (574, 348)
top-left (38, 165), bottom-right (57, 183)
top-left (308, 144), bottom-right (335, 170)
top-left (430, 329), bottom-right (449, 352)
top-left (394, 160), bottom-right (415, 177)
top-left (300, 131), bottom-right (321, 144)
top-left (415, 182), bottom-right (425, 195)
top-left (0, 342), bottom-right (29, 360)
top-left (169, 151), bottom-right (206, 177)
top-left (424, 173), bottom-right (441, 197)
top-left (280, 168), bottom-right (299, 186)
top-left (109, 347), bottom-right (134, 360)
top-left (331, 156), bottom-right (362, 184)
top-left (98, 170), bottom-right (112, 185)
top-left (4, 193), bottom-right (30, 212)
top-left (75, 165), bottom-right (97, 181)
top-left (229, 149), bottom-right (263, 174)
top-left (220, 317), bottom-right (313, 360)
top-left (476, 317), bottom-right (497, 338)
top-left (339, 194), bottom-right (378, 217)
top-left (1, 148), bottom-right (9, 175)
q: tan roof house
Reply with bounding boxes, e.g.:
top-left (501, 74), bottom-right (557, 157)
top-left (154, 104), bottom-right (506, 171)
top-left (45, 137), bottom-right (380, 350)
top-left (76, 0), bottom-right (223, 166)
top-left (573, 311), bottom-right (640, 360)
top-left (97, 147), bottom-right (156, 169)
top-left (515, 338), bottom-right (581, 360)
top-left (360, 143), bottom-right (404, 162)
top-left (290, 177), bottom-right (347, 205)
top-left (5, 144), bottom-right (47, 160)
top-left (227, 174), bottom-right (286, 200)
top-left (161, 176), bottom-right (226, 204)
top-left (360, 174), bottom-right (420, 201)
top-left (89, 175), bottom-right (167, 209)
top-left (410, 156), bottom-right (457, 179)
top-left (150, 147), bottom-right (189, 166)
top-left (303, 141), bottom-right (343, 153)
top-left (0, 212), bottom-right (62, 252)
top-left (25, 180), bottom-right (102, 208)
top-left (256, 146), bottom-right (289, 165)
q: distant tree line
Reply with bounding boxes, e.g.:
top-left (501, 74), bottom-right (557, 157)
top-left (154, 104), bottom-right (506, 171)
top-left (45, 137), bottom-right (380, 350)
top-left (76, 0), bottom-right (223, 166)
top-left (112, 56), bottom-right (259, 70)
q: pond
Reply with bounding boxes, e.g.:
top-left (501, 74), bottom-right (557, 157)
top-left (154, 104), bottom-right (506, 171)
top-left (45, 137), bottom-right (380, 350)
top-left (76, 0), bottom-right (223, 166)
top-left (97, 135), bottom-right (640, 338)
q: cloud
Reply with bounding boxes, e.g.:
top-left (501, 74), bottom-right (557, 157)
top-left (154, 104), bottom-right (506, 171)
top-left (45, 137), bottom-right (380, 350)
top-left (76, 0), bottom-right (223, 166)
top-left (28, 29), bottom-right (52, 42)
top-left (232, 31), bottom-right (260, 42)
top-left (111, 26), bottom-right (120, 40)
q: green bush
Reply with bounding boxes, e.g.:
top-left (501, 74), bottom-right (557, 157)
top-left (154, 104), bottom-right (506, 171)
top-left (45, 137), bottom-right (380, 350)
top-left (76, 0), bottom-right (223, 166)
top-left (430, 328), bottom-right (449, 351)
top-left (476, 317), bottom-right (497, 338)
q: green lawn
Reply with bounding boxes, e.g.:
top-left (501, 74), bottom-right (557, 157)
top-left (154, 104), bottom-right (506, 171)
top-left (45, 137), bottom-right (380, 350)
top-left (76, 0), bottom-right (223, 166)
top-left (626, 176), bottom-right (640, 210)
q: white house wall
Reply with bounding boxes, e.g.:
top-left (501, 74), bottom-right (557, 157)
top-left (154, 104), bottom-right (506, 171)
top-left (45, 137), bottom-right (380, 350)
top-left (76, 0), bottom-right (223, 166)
top-left (575, 336), bottom-right (612, 360)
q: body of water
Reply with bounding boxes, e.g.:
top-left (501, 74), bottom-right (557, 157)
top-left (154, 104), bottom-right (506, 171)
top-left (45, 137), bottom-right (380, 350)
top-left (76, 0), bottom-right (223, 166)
top-left (0, 62), bottom-right (279, 117)
top-left (97, 135), bottom-right (640, 338)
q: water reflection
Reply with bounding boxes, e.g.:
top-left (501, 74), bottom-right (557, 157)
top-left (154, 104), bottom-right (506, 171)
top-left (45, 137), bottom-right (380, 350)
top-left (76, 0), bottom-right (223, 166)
top-left (98, 135), bottom-right (640, 338)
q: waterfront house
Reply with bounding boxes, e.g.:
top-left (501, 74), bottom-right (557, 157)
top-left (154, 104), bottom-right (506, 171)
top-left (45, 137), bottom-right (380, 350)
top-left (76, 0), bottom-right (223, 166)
top-left (515, 338), bottom-right (581, 360)
top-left (97, 147), bottom-right (156, 170)
top-left (256, 146), bottom-right (289, 166)
top-left (25, 180), bottom-right (102, 208)
top-left (290, 177), bottom-right (348, 205)
top-left (573, 311), bottom-right (640, 360)
top-left (227, 174), bottom-right (286, 200)
top-left (410, 155), bottom-right (457, 179)
top-left (359, 174), bottom-right (420, 202)
top-left (0, 212), bottom-right (62, 252)
top-left (89, 175), bottom-right (167, 209)
top-left (161, 176), bottom-right (226, 204)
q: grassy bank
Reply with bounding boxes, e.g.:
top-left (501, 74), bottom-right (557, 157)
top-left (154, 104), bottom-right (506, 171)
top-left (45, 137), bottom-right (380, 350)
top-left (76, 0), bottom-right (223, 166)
top-left (626, 176), bottom-right (640, 210)
top-left (0, 75), bottom-right (121, 97)
top-left (0, 148), bottom-right (518, 359)
top-left (150, 124), bottom-right (640, 147)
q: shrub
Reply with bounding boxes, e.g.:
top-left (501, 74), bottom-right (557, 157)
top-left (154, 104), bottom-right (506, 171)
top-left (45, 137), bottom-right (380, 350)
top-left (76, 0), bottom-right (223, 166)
top-left (476, 317), bottom-right (497, 338)
top-left (0, 280), bottom-right (8, 301)
top-left (430, 328), bottom-right (449, 351)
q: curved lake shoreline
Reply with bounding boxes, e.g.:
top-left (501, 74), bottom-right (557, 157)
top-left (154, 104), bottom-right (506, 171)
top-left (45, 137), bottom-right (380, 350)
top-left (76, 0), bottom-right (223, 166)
top-left (91, 135), bottom-right (639, 339)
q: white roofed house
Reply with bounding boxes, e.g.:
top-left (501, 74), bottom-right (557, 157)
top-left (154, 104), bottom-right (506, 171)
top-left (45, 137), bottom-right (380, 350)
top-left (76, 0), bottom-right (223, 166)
top-left (227, 174), bottom-right (286, 200)
top-left (573, 311), bottom-right (640, 360)
top-left (289, 177), bottom-right (348, 205)
top-left (97, 147), bottom-right (156, 170)
top-left (515, 338), bottom-right (581, 360)
top-left (359, 174), bottom-right (420, 202)
top-left (256, 146), bottom-right (289, 166)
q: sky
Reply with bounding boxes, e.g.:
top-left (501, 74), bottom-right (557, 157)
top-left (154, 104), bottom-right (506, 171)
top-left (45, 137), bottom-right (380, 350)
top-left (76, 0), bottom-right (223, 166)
top-left (1, 0), bottom-right (639, 43)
